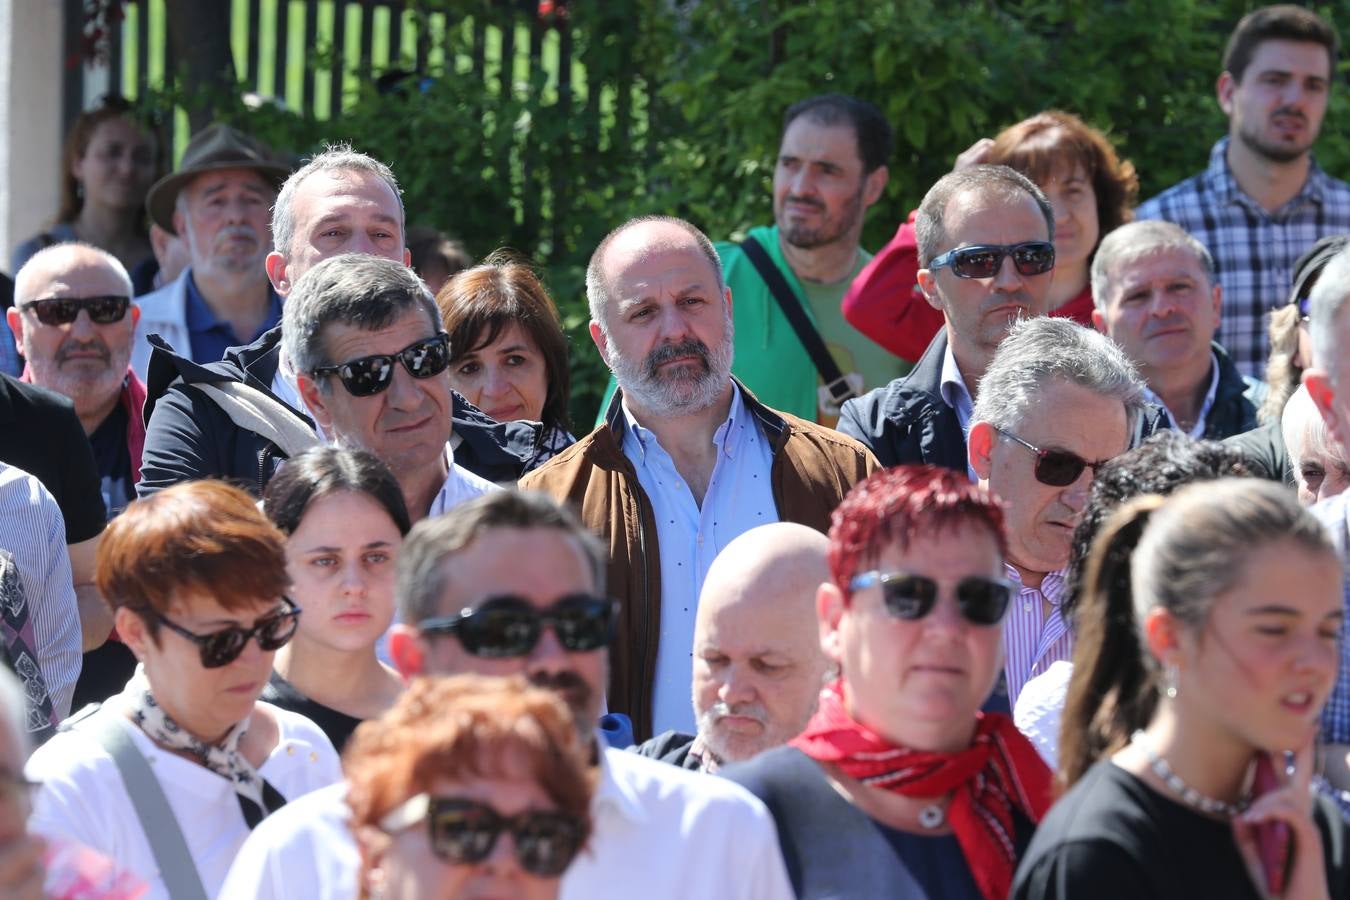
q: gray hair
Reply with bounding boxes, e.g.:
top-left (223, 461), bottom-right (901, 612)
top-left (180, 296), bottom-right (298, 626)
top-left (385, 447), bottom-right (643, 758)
top-left (914, 165), bottom-right (1054, 268)
top-left (270, 143), bottom-right (405, 256)
top-left (281, 253), bottom-right (437, 384)
top-left (1090, 220), bottom-right (1215, 311)
top-left (970, 316), bottom-right (1147, 435)
top-left (1309, 245), bottom-right (1350, 374)
top-left (13, 242), bottom-right (133, 302)
top-left (0, 665), bottom-right (30, 758)
top-left (585, 215), bottom-right (725, 333)
top-left (1283, 383), bottom-right (1344, 472)
top-left (396, 489), bottom-right (606, 624)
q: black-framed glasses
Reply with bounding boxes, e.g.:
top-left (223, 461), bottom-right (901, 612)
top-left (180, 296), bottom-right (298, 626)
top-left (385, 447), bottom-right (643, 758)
top-left (155, 597), bottom-right (301, 668)
top-left (928, 241), bottom-right (1055, 279)
top-left (379, 795), bottom-right (587, 877)
top-left (19, 295), bottom-right (131, 326)
top-left (0, 771), bottom-right (40, 808)
top-left (849, 570), bottom-right (1014, 626)
top-left (310, 333), bottom-right (451, 398)
top-left (418, 594), bottom-right (617, 659)
top-left (996, 426), bottom-right (1111, 487)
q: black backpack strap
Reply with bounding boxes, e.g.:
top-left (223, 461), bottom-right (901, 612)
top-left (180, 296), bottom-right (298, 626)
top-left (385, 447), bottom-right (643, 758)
top-left (739, 236), bottom-right (858, 405)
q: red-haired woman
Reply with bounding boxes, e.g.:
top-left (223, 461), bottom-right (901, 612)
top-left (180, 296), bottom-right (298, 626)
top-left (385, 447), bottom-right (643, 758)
top-left (843, 110), bottom-right (1138, 364)
top-left (725, 465), bottom-right (1052, 899)
top-left (346, 675), bottom-right (593, 900)
top-left (24, 480), bottom-right (342, 899)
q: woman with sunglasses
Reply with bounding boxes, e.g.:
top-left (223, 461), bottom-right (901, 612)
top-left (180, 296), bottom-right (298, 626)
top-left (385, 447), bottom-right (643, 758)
top-left (842, 110), bottom-right (1137, 364)
top-left (725, 465), bottom-right (1052, 900)
top-left (23, 479), bottom-right (343, 899)
top-left (346, 675), bottom-right (593, 900)
top-left (436, 253), bottom-right (576, 471)
top-left (262, 446), bottom-right (410, 752)
top-left (1013, 479), bottom-right (1350, 899)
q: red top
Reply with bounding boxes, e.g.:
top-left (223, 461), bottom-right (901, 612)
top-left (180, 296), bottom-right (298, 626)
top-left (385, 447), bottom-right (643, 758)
top-left (843, 211), bottom-right (1096, 363)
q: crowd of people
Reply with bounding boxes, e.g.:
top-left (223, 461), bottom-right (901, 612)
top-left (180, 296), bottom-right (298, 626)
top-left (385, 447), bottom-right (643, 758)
top-left (6, 3), bottom-right (1350, 897)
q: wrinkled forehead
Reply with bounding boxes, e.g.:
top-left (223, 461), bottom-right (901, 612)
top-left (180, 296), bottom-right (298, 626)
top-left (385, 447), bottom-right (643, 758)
top-left (1106, 245), bottom-right (1212, 293)
top-left (291, 169), bottom-right (403, 226)
top-left (941, 187), bottom-right (1049, 246)
top-left (601, 230), bottom-right (720, 303)
top-left (436, 527), bottom-right (599, 613)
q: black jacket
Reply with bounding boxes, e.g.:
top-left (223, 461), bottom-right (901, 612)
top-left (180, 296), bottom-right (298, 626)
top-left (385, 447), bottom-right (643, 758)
top-left (1159, 342), bottom-right (1264, 441)
top-left (138, 326), bottom-right (538, 498)
top-left (836, 331), bottom-right (968, 472)
top-left (631, 730), bottom-right (702, 771)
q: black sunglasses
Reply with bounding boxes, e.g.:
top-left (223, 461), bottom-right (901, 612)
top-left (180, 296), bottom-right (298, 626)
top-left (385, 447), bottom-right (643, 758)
top-left (20, 295), bottom-right (131, 326)
top-left (311, 333), bottom-right (451, 398)
top-left (418, 594), bottom-right (617, 659)
top-left (849, 570), bottom-right (1013, 626)
top-left (997, 426), bottom-right (1111, 487)
top-left (155, 597), bottom-right (301, 668)
top-left (928, 241), bottom-right (1056, 279)
top-left (380, 795), bottom-right (587, 877)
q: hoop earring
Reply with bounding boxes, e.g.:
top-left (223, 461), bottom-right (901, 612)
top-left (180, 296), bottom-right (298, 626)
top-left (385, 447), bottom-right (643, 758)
top-left (1163, 663), bottom-right (1179, 700)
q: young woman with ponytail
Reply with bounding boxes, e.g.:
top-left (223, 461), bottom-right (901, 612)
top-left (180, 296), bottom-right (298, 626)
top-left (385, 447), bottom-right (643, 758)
top-left (1013, 479), bottom-right (1350, 900)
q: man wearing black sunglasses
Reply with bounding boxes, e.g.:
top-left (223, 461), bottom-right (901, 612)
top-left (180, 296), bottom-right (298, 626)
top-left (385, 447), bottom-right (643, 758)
top-left (221, 490), bottom-right (794, 899)
top-left (967, 317), bottom-right (1146, 711)
top-left (839, 166), bottom-right (1058, 475)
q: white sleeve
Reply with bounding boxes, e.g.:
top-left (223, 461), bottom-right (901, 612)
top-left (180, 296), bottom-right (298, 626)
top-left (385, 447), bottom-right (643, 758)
top-left (219, 786), bottom-right (360, 900)
top-left (728, 795), bottom-right (796, 900)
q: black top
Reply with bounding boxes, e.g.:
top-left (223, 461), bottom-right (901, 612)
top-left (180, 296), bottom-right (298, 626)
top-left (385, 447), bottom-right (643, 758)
top-left (89, 402), bottom-right (133, 518)
top-left (1012, 760), bottom-right (1350, 900)
top-left (0, 374), bottom-right (105, 542)
top-left (724, 746), bottom-right (1031, 899)
top-left (262, 671), bottom-right (363, 753)
top-left (631, 730), bottom-right (701, 770)
top-left (1225, 419), bottom-right (1294, 485)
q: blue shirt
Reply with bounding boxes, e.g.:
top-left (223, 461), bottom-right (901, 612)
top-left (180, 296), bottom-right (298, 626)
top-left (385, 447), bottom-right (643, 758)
top-left (621, 382), bottom-right (779, 734)
top-left (184, 272), bottom-right (282, 365)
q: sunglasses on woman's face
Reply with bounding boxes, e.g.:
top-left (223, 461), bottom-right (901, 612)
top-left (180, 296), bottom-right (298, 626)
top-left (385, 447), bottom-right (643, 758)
top-left (849, 570), bottom-right (1014, 626)
top-left (154, 597), bottom-right (301, 668)
top-left (928, 241), bottom-right (1056, 279)
top-left (417, 594), bottom-right (617, 659)
top-left (379, 794), bottom-right (587, 877)
top-left (996, 426), bottom-right (1112, 487)
top-left (310, 333), bottom-right (452, 398)
top-left (19, 295), bottom-right (131, 326)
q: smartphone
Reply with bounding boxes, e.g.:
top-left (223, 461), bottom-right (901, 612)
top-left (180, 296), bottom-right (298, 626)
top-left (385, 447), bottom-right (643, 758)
top-left (1251, 752), bottom-right (1292, 895)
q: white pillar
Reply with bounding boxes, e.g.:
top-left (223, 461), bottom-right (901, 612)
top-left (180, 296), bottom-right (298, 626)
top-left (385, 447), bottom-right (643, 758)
top-left (0, 0), bottom-right (64, 275)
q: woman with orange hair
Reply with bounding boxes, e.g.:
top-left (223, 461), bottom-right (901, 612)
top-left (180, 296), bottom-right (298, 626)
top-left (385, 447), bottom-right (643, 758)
top-left (24, 480), bottom-right (342, 899)
top-left (843, 111), bottom-right (1138, 364)
top-left (346, 675), bottom-right (594, 900)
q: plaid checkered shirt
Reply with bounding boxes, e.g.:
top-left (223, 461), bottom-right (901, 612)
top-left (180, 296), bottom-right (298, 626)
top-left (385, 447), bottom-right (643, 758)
top-left (1135, 137), bottom-right (1350, 378)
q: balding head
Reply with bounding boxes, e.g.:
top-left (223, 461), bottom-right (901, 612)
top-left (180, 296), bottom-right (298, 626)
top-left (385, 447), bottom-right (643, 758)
top-left (691, 523), bottom-right (832, 766)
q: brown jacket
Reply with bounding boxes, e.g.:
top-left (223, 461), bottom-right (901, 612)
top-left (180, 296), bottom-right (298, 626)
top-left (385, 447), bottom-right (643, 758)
top-left (519, 381), bottom-right (880, 740)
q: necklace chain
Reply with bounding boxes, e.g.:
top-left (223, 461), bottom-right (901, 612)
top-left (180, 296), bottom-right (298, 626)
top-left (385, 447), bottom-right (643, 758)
top-left (1131, 730), bottom-right (1248, 817)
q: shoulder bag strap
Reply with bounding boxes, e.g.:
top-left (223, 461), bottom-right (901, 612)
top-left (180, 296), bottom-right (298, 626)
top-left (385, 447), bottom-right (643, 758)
top-left (739, 236), bottom-right (858, 404)
top-left (90, 712), bottom-right (210, 900)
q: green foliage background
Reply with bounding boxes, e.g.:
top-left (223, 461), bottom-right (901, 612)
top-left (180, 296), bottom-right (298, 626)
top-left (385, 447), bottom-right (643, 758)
top-left (164, 0), bottom-right (1350, 425)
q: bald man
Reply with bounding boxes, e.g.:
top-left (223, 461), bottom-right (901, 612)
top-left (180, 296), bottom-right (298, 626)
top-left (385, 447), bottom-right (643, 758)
top-left (633, 522), bottom-right (833, 772)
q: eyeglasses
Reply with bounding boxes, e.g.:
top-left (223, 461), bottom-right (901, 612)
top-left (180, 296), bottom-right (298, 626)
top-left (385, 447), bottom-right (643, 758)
top-left (0, 772), bottom-right (40, 808)
top-left (418, 594), bottom-right (617, 658)
top-left (849, 570), bottom-right (1014, 626)
top-left (155, 597), bottom-right (301, 668)
top-left (380, 795), bottom-right (587, 877)
top-left (996, 426), bottom-right (1111, 486)
top-left (19, 295), bottom-right (131, 326)
top-left (928, 241), bottom-right (1056, 279)
top-left (310, 333), bottom-right (451, 398)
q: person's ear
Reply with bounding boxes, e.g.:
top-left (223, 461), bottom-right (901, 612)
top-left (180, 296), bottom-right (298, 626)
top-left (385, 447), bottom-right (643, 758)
top-left (5, 307), bottom-right (24, 349)
top-left (265, 252), bottom-right (290, 296)
top-left (1143, 606), bottom-right (1184, 673)
top-left (297, 373), bottom-right (336, 431)
top-left (862, 166), bottom-right (889, 208)
top-left (172, 209), bottom-right (187, 242)
top-left (403, 247), bottom-right (413, 268)
top-left (817, 581), bottom-right (846, 667)
top-left (388, 624), bottom-right (425, 679)
top-left (1091, 307), bottom-right (1107, 335)
top-left (1305, 369), bottom-right (1347, 449)
top-left (1216, 71), bottom-right (1237, 116)
top-left (1210, 282), bottom-right (1222, 324)
top-left (589, 321), bottom-right (610, 366)
top-left (116, 606), bottom-right (152, 662)
top-left (129, 304), bottom-right (142, 328)
top-left (916, 267), bottom-right (943, 312)
top-left (968, 421), bottom-right (996, 482)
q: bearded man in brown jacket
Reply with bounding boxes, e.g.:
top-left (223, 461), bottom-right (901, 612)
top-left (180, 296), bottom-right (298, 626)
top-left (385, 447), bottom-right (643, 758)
top-left (521, 215), bottom-right (879, 741)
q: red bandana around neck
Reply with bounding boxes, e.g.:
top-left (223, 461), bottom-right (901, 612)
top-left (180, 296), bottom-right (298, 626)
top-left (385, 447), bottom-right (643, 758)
top-left (789, 679), bottom-right (1052, 900)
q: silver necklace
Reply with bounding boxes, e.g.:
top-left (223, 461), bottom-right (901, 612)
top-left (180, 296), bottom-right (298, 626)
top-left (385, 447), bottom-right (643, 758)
top-left (1131, 730), bottom-right (1248, 817)
top-left (917, 802), bottom-right (945, 829)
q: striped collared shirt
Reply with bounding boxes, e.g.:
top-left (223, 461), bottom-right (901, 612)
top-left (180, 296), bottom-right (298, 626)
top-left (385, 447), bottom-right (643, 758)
top-left (1002, 565), bottom-right (1073, 709)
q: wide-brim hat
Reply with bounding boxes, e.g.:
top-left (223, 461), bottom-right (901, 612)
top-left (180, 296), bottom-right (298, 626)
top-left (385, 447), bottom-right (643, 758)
top-left (146, 124), bottom-right (291, 235)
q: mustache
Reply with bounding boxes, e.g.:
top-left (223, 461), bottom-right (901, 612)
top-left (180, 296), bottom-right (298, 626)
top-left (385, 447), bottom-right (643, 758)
top-left (216, 224), bottom-right (260, 245)
top-left (56, 339), bottom-right (111, 365)
top-left (644, 337), bottom-right (713, 378)
top-left (527, 669), bottom-right (593, 706)
top-left (1272, 106), bottom-right (1308, 123)
top-left (784, 194), bottom-right (825, 212)
top-left (701, 700), bottom-right (769, 727)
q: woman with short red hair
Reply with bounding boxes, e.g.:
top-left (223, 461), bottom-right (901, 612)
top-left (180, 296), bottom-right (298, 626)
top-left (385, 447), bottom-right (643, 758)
top-left (725, 465), bottom-right (1052, 899)
top-left (24, 480), bottom-right (342, 899)
top-left (346, 675), bottom-right (594, 900)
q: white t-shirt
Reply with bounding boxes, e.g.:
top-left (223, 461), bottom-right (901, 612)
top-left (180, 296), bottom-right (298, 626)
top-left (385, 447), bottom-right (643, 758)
top-left (26, 704), bottom-right (344, 900)
top-left (1013, 659), bottom-right (1074, 769)
top-left (221, 744), bottom-right (794, 900)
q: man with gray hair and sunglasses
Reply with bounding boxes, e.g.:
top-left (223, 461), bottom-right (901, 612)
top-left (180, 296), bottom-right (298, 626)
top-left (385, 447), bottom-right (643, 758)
top-left (1090, 220), bottom-right (1263, 440)
top-left (966, 316), bottom-right (1147, 711)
